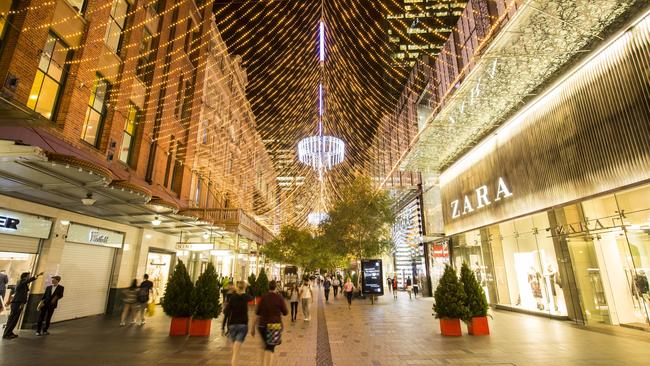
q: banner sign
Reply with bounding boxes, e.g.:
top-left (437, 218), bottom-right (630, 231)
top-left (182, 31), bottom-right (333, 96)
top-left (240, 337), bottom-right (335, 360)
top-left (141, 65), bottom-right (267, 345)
top-left (361, 259), bottom-right (384, 296)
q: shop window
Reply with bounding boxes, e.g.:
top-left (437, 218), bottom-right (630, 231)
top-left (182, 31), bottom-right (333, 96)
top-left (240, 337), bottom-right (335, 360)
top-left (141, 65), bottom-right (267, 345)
top-left (104, 0), bottom-right (129, 54)
top-left (81, 74), bottom-right (110, 146)
top-left (27, 33), bottom-right (69, 120)
top-left (194, 176), bottom-right (202, 206)
top-left (118, 104), bottom-right (139, 166)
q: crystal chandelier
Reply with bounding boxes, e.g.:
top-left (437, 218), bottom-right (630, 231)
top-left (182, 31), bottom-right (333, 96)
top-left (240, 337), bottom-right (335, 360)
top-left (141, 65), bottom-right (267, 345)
top-left (297, 19), bottom-right (345, 180)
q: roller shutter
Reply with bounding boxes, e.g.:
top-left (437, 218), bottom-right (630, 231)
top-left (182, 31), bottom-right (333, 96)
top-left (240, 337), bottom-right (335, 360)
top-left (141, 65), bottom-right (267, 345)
top-left (0, 234), bottom-right (40, 253)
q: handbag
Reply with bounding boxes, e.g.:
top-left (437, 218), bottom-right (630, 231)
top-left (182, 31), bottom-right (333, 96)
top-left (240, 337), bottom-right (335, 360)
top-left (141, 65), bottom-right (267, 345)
top-left (265, 323), bottom-right (282, 346)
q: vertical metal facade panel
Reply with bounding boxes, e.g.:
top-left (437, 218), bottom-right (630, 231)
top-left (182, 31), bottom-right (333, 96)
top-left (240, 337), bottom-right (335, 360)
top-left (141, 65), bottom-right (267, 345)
top-left (440, 17), bottom-right (650, 235)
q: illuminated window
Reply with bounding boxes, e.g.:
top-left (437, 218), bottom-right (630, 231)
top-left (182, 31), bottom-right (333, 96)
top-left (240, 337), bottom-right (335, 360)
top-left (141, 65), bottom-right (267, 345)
top-left (81, 74), bottom-right (110, 146)
top-left (66, 0), bottom-right (87, 14)
top-left (119, 104), bottom-right (139, 165)
top-left (104, 0), bottom-right (129, 54)
top-left (136, 28), bottom-right (154, 82)
top-left (27, 33), bottom-right (69, 120)
top-left (0, 1), bottom-right (13, 42)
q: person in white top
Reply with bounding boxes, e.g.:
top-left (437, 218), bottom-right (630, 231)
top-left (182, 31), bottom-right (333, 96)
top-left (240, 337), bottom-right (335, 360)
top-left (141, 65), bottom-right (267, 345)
top-left (332, 277), bottom-right (340, 298)
top-left (288, 283), bottom-right (300, 322)
top-left (298, 279), bottom-right (313, 321)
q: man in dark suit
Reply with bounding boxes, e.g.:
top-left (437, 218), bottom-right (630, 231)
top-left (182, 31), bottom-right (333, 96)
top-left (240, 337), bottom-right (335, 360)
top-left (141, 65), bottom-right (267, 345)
top-left (3, 271), bottom-right (43, 339)
top-left (36, 275), bottom-right (64, 336)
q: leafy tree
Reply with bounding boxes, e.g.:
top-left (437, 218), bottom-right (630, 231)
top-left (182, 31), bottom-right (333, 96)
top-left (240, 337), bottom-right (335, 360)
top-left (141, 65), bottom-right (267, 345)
top-left (162, 260), bottom-right (194, 317)
top-left (256, 268), bottom-right (270, 296)
top-left (262, 225), bottom-right (326, 272)
top-left (433, 265), bottom-right (468, 319)
top-left (321, 175), bottom-right (395, 285)
top-left (460, 262), bottom-right (489, 319)
top-left (247, 272), bottom-right (257, 298)
top-left (191, 262), bottom-right (221, 319)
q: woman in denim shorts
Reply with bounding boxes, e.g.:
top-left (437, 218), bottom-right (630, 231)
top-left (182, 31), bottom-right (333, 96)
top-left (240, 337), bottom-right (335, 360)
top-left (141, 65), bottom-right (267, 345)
top-left (223, 281), bottom-right (253, 366)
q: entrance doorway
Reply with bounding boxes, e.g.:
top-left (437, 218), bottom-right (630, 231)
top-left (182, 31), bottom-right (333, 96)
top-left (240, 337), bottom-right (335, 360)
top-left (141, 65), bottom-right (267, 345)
top-left (146, 252), bottom-right (173, 304)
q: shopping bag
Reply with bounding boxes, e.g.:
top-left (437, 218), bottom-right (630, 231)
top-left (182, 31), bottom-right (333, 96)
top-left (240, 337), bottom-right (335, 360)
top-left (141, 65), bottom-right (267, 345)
top-left (146, 302), bottom-right (156, 317)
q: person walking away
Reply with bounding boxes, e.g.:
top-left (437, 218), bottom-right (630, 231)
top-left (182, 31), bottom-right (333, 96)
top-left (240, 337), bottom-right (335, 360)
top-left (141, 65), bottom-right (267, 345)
top-left (120, 279), bottom-right (138, 326)
top-left (288, 283), bottom-right (299, 322)
top-left (323, 277), bottom-right (332, 302)
top-left (406, 276), bottom-right (413, 299)
top-left (392, 277), bottom-right (398, 299)
top-left (386, 276), bottom-right (392, 293)
top-left (253, 280), bottom-right (288, 366)
top-left (36, 275), bottom-right (64, 336)
top-left (413, 277), bottom-right (419, 298)
top-left (299, 279), bottom-right (313, 321)
top-left (136, 274), bottom-right (154, 325)
top-left (3, 271), bottom-right (43, 339)
top-left (343, 278), bottom-right (355, 310)
top-left (222, 281), bottom-right (236, 334)
top-left (332, 277), bottom-right (340, 298)
top-left (224, 281), bottom-right (253, 366)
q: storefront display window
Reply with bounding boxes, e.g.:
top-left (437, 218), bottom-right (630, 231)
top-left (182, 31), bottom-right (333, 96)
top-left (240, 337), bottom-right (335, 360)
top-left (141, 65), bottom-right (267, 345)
top-left (0, 252), bottom-right (37, 301)
top-left (146, 252), bottom-right (172, 304)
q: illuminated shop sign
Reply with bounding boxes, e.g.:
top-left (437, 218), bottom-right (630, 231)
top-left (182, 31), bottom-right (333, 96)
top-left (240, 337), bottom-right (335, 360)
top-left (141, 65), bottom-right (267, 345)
top-left (0, 209), bottom-right (52, 239)
top-left (175, 243), bottom-right (214, 251)
top-left (450, 177), bottom-right (513, 219)
top-left (66, 223), bottom-right (124, 248)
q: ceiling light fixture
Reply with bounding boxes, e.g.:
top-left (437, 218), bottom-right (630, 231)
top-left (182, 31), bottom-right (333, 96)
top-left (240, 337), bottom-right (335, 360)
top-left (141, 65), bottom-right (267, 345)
top-left (81, 193), bottom-right (96, 206)
top-left (151, 217), bottom-right (161, 226)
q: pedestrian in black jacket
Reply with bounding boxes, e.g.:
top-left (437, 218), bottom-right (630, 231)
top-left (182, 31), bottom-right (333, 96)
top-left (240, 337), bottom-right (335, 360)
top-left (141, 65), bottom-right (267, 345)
top-left (223, 281), bottom-right (253, 366)
top-left (3, 271), bottom-right (43, 339)
top-left (36, 275), bottom-right (64, 336)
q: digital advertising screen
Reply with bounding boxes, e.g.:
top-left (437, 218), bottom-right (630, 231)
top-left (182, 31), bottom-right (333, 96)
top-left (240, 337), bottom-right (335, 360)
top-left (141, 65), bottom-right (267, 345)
top-left (361, 259), bottom-right (384, 296)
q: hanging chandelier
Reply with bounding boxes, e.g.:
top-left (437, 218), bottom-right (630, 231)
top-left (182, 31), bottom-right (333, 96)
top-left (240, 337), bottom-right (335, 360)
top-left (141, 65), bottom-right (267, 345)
top-left (297, 19), bottom-right (345, 179)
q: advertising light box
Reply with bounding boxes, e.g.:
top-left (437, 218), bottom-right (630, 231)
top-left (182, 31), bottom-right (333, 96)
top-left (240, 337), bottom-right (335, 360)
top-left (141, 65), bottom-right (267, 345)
top-left (361, 259), bottom-right (384, 296)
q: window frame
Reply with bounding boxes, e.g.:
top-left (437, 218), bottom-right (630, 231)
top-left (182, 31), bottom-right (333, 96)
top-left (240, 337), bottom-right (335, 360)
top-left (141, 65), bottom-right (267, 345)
top-left (104, 0), bottom-right (130, 54)
top-left (118, 103), bottom-right (140, 166)
top-left (27, 32), bottom-right (70, 120)
top-left (80, 73), bottom-right (111, 147)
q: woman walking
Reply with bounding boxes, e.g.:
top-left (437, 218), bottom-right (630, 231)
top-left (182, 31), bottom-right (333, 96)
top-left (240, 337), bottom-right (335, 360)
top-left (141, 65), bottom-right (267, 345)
top-left (253, 280), bottom-right (288, 366)
top-left (299, 279), bottom-right (313, 321)
top-left (392, 277), bottom-right (398, 299)
top-left (120, 279), bottom-right (138, 326)
top-left (343, 277), bottom-right (355, 310)
top-left (224, 281), bottom-right (252, 366)
top-left (288, 282), bottom-right (299, 322)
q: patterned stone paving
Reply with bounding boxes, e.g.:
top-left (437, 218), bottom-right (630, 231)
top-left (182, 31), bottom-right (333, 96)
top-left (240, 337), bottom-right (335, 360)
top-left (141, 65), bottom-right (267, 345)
top-left (2, 288), bottom-right (650, 365)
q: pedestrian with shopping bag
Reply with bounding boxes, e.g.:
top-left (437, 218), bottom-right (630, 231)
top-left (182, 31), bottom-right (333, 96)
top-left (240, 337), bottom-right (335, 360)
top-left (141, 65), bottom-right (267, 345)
top-left (252, 280), bottom-right (288, 366)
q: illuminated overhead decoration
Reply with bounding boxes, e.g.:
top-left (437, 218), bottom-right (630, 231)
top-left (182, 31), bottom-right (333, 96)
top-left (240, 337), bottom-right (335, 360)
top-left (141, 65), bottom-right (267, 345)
top-left (297, 18), bottom-right (346, 181)
top-left (307, 212), bottom-right (329, 226)
top-left (395, 0), bottom-right (640, 177)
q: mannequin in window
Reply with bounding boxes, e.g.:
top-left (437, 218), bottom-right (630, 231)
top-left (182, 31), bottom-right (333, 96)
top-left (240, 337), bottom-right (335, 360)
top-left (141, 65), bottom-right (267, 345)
top-left (528, 267), bottom-right (544, 310)
top-left (545, 264), bottom-right (561, 312)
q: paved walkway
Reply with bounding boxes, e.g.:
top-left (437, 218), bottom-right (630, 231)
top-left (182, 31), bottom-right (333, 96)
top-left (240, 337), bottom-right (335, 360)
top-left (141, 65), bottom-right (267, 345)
top-left (2, 288), bottom-right (650, 365)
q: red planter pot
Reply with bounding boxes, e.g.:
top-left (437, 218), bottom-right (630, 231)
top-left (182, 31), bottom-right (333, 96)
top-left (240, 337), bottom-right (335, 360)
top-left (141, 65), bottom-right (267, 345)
top-left (169, 317), bottom-right (190, 336)
top-left (439, 318), bottom-right (462, 336)
top-left (467, 316), bottom-right (490, 336)
top-left (256, 296), bottom-right (262, 304)
top-left (189, 319), bottom-right (212, 337)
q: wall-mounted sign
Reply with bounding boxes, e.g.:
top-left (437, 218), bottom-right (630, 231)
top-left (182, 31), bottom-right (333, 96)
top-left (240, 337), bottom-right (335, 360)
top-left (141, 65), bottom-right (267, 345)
top-left (450, 177), bottom-right (513, 219)
top-left (361, 259), bottom-right (384, 296)
top-left (0, 209), bottom-right (51, 239)
top-left (66, 223), bottom-right (124, 248)
top-left (175, 243), bottom-right (214, 251)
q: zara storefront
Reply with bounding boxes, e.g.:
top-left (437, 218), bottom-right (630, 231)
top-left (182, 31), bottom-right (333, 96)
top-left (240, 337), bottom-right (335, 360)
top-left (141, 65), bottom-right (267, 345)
top-left (440, 11), bottom-right (650, 329)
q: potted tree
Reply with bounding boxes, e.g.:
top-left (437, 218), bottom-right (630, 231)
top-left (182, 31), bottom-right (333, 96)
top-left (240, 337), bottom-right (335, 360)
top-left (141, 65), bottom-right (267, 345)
top-left (189, 262), bottom-right (221, 336)
top-left (460, 262), bottom-right (490, 335)
top-left (161, 260), bottom-right (194, 336)
top-left (433, 265), bottom-right (468, 336)
top-left (247, 273), bottom-right (257, 305)
top-left (256, 268), bottom-right (269, 302)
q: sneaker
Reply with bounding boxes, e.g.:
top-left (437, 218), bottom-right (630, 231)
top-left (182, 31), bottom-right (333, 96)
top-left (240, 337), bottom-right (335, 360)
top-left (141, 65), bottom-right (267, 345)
top-left (36, 331), bottom-right (42, 336)
top-left (43, 331), bottom-right (50, 335)
top-left (120, 322), bottom-right (126, 326)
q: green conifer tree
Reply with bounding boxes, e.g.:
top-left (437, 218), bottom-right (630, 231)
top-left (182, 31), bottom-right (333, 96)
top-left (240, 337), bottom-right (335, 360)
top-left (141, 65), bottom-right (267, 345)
top-left (161, 260), bottom-right (194, 317)
top-left (460, 262), bottom-right (489, 319)
top-left (256, 268), bottom-right (269, 296)
top-left (433, 265), bottom-right (469, 319)
top-left (191, 262), bottom-right (221, 319)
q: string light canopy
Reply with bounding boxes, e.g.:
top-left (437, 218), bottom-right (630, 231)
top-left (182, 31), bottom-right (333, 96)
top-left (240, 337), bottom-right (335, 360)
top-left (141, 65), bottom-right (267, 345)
top-left (297, 18), bottom-right (345, 181)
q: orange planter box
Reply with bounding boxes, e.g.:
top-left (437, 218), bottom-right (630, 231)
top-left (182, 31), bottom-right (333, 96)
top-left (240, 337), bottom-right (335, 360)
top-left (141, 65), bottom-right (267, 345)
top-left (169, 317), bottom-right (189, 336)
top-left (189, 319), bottom-right (212, 337)
top-left (468, 316), bottom-right (490, 336)
top-left (439, 318), bottom-right (462, 336)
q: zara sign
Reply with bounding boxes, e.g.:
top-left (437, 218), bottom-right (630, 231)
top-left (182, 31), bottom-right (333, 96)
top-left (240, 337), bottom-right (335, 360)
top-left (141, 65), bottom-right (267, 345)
top-left (450, 177), bottom-right (513, 219)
